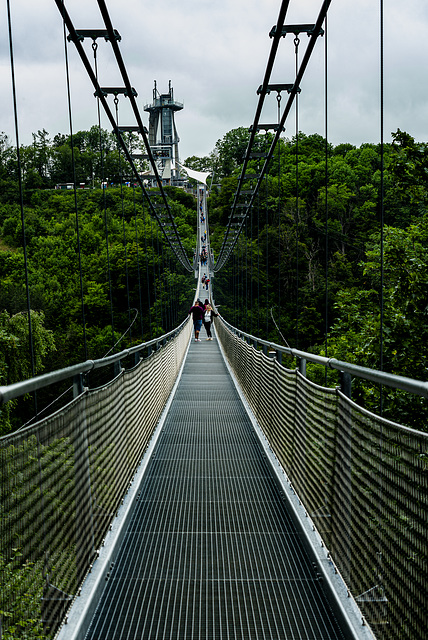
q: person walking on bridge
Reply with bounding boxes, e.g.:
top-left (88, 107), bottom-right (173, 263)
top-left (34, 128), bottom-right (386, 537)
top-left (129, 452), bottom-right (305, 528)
top-left (203, 300), bottom-right (217, 340)
top-left (189, 300), bottom-right (205, 342)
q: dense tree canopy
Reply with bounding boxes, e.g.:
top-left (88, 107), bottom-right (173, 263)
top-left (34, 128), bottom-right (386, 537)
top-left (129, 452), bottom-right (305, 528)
top-left (0, 130), bottom-right (197, 433)
top-left (1, 125), bottom-right (428, 431)
top-left (206, 128), bottom-right (428, 429)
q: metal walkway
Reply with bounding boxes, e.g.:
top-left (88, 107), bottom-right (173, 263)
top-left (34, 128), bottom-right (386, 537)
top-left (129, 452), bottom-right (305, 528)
top-left (84, 331), bottom-right (347, 639)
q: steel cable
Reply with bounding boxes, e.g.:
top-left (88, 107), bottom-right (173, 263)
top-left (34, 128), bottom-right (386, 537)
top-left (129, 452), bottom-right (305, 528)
top-left (324, 14), bottom-right (329, 380)
top-left (294, 35), bottom-right (300, 348)
top-left (6, 0), bottom-right (37, 416)
top-left (61, 5), bottom-right (88, 360)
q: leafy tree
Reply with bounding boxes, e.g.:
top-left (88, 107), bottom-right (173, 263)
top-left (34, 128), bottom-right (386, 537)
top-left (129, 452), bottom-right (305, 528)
top-left (0, 310), bottom-right (56, 435)
top-left (214, 127), bottom-right (251, 177)
top-left (0, 550), bottom-right (45, 639)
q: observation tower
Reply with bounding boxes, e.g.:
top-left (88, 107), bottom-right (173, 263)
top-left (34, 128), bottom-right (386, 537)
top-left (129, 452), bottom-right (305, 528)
top-left (144, 80), bottom-right (184, 185)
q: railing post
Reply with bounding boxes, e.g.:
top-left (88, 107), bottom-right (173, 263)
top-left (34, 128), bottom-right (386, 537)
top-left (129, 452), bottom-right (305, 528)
top-left (275, 349), bottom-right (282, 365)
top-left (73, 373), bottom-right (84, 398)
top-left (299, 357), bottom-right (307, 377)
top-left (114, 361), bottom-right (122, 377)
top-left (262, 344), bottom-right (268, 356)
top-left (133, 351), bottom-right (140, 367)
top-left (340, 371), bottom-right (352, 398)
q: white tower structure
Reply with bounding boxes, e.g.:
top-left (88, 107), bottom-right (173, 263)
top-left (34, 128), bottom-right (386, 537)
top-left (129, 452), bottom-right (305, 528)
top-left (144, 81), bottom-right (184, 185)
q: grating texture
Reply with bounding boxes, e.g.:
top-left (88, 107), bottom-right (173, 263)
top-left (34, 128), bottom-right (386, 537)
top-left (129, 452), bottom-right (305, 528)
top-left (216, 318), bottom-right (428, 640)
top-left (85, 337), bottom-right (346, 640)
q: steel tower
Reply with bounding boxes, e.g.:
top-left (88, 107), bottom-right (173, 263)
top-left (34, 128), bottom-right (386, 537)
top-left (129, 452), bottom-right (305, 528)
top-left (144, 80), bottom-right (183, 184)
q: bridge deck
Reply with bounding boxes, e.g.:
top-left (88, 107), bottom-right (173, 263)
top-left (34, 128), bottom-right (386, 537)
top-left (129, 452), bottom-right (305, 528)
top-left (85, 331), bottom-right (347, 639)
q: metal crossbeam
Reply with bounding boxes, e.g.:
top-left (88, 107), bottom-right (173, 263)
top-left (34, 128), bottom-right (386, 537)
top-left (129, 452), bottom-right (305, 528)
top-left (67, 29), bottom-right (121, 42)
top-left (257, 83), bottom-right (295, 95)
top-left (269, 23), bottom-right (324, 38)
top-left (95, 87), bottom-right (138, 98)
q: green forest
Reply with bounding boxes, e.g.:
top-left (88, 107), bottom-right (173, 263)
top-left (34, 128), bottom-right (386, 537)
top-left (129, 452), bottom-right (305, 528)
top-left (1, 125), bottom-right (428, 436)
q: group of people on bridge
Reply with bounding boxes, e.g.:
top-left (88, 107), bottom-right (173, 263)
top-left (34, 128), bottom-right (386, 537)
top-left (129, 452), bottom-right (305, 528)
top-left (189, 299), bottom-right (217, 341)
top-left (201, 273), bottom-right (210, 290)
top-left (200, 247), bottom-right (208, 265)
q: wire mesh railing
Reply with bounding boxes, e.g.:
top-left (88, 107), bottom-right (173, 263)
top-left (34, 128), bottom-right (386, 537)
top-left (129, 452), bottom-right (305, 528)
top-left (216, 317), bottom-right (428, 640)
top-left (0, 318), bottom-right (191, 639)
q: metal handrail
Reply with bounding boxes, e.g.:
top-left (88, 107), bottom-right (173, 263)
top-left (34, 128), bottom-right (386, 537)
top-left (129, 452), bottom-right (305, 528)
top-left (0, 317), bottom-right (190, 406)
top-left (219, 316), bottom-right (428, 399)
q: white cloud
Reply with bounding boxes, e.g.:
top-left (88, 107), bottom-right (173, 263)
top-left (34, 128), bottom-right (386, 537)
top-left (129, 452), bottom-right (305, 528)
top-left (1, 0), bottom-right (428, 158)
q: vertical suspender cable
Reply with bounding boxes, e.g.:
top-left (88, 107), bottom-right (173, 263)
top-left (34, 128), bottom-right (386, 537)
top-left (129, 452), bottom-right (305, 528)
top-left (150, 214), bottom-right (157, 330)
top-left (250, 198), bottom-right (253, 335)
top-left (233, 252), bottom-right (237, 327)
top-left (377, 0), bottom-right (386, 594)
top-left (93, 43), bottom-right (115, 349)
top-left (165, 250), bottom-right (171, 330)
top-left (245, 216), bottom-right (248, 332)
top-left (162, 242), bottom-right (171, 331)
top-left (132, 186), bottom-right (144, 340)
top-left (277, 94), bottom-right (282, 338)
top-left (295, 36), bottom-right (300, 348)
top-left (142, 197), bottom-right (152, 338)
top-left (6, 0), bottom-right (36, 407)
top-left (61, 8), bottom-right (87, 360)
top-left (156, 224), bottom-right (164, 330)
top-left (236, 239), bottom-right (240, 325)
top-left (257, 179), bottom-right (260, 336)
top-left (324, 14), bottom-right (329, 379)
top-left (114, 99), bottom-right (132, 344)
top-left (240, 235), bottom-right (243, 325)
top-left (380, 0), bottom-right (385, 413)
top-left (265, 169), bottom-right (269, 335)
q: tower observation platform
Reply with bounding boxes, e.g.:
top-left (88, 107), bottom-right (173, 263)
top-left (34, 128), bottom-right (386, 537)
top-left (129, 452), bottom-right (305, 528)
top-left (144, 80), bottom-right (184, 185)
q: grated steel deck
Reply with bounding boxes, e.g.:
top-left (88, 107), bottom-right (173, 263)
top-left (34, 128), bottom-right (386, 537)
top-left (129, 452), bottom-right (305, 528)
top-left (85, 335), bottom-right (347, 640)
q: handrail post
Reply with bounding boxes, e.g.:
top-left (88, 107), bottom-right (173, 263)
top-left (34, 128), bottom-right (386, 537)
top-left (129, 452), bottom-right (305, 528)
top-left (275, 349), bottom-right (282, 365)
top-left (299, 357), bottom-right (307, 377)
top-left (73, 373), bottom-right (84, 398)
top-left (340, 371), bottom-right (352, 398)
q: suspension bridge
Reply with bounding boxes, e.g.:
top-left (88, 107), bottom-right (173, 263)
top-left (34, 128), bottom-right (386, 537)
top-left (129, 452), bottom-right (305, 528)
top-left (1, 1), bottom-right (428, 639)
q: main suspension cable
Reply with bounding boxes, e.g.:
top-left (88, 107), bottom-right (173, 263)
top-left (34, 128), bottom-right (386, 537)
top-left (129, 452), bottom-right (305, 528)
top-left (53, 0), bottom-right (192, 272)
top-left (215, 0), bottom-right (331, 272)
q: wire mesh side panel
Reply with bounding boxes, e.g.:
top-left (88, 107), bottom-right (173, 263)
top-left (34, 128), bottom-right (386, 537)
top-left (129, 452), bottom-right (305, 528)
top-left (291, 374), bottom-right (338, 539)
top-left (0, 320), bottom-right (191, 639)
top-left (216, 319), bottom-right (428, 640)
top-left (332, 394), bottom-right (428, 640)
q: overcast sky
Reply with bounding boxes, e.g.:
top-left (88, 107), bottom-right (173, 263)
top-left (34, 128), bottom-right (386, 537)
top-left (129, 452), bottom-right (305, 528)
top-left (1, 0), bottom-right (428, 161)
